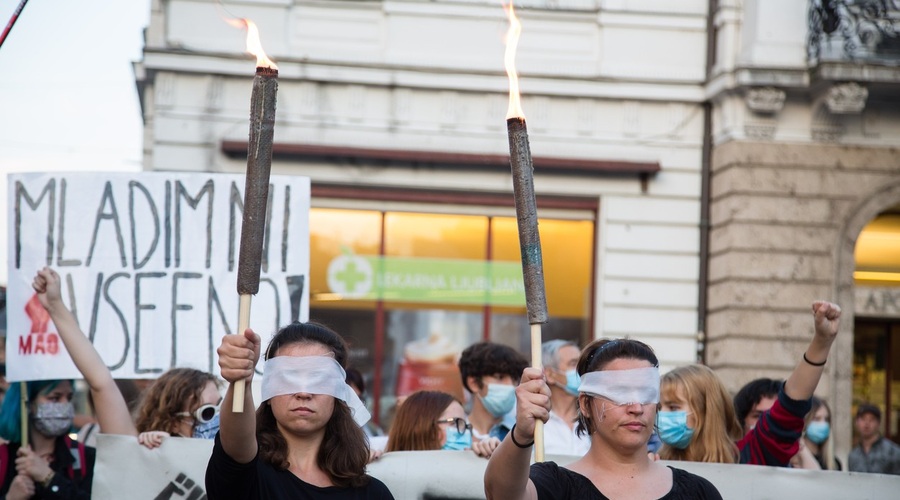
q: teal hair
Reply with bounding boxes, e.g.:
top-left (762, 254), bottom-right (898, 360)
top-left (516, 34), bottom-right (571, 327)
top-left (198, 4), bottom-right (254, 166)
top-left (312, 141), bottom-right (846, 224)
top-left (0, 380), bottom-right (72, 443)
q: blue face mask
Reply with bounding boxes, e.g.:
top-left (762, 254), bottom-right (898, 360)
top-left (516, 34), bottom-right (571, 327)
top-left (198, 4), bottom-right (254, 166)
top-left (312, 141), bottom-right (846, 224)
top-left (657, 411), bottom-right (694, 449)
top-left (563, 369), bottom-right (581, 396)
top-left (479, 383), bottom-right (516, 417)
top-left (442, 427), bottom-right (473, 451)
top-left (193, 413), bottom-right (220, 439)
top-left (806, 421), bottom-right (830, 445)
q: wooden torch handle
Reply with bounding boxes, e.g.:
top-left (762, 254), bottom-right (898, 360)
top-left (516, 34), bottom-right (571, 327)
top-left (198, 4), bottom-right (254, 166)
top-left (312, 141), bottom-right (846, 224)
top-left (232, 294), bottom-right (252, 413)
top-left (20, 381), bottom-right (28, 448)
top-left (531, 323), bottom-right (544, 462)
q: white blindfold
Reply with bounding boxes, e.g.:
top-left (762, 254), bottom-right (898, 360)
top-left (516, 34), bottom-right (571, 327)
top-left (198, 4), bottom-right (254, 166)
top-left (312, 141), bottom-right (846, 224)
top-left (261, 356), bottom-right (371, 427)
top-left (578, 366), bottom-right (660, 405)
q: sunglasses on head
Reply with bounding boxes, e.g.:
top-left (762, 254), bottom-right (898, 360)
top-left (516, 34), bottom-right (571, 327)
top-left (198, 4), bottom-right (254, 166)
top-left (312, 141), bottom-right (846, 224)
top-left (177, 403), bottom-right (219, 424)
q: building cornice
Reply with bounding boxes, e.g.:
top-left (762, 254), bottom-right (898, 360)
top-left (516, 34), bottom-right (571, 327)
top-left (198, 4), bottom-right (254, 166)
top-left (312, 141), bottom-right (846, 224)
top-left (221, 140), bottom-right (660, 180)
top-left (140, 50), bottom-right (706, 102)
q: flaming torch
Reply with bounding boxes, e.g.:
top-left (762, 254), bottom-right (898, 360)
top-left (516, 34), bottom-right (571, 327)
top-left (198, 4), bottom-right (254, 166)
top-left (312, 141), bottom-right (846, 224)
top-left (228, 18), bottom-right (278, 412)
top-left (504, 2), bottom-right (548, 461)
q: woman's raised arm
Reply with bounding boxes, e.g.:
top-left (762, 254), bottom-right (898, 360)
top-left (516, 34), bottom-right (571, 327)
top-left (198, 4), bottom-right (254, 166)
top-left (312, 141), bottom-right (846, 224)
top-left (32, 267), bottom-right (137, 436)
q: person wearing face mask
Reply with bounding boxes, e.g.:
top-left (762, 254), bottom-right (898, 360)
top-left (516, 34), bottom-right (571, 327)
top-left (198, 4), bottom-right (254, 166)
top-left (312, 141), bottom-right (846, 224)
top-left (792, 396), bottom-right (841, 470)
top-left (540, 340), bottom-right (590, 457)
top-left (458, 342), bottom-right (529, 441)
top-left (30, 268), bottom-right (221, 452)
top-left (658, 364), bottom-right (742, 463)
top-left (384, 390), bottom-right (500, 458)
top-left (3, 267), bottom-right (148, 499)
top-left (0, 380), bottom-right (94, 499)
top-left (135, 368), bottom-right (223, 449)
top-left (806, 398), bottom-right (840, 470)
top-left (30, 268), bottom-right (138, 443)
top-left (655, 301), bottom-right (842, 467)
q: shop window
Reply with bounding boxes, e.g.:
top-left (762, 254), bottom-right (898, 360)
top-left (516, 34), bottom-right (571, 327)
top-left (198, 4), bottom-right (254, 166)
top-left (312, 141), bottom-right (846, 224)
top-left (855, 214), bottom-right (900, 286)
top-left (308, 207), bottom-right (594, 425)
top-left (853, 320), bottom-right (900, 442)
top-left (853, 210), bottom-right (900, 441)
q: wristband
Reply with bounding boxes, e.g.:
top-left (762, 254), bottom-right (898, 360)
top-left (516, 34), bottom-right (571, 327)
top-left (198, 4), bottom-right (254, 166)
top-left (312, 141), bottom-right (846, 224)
top-left (803, 352), bottom-right (826, 367)
top-left (41, 471), bottom-right (55, 489)
top-left (509, 424), bottom-right (535, 449)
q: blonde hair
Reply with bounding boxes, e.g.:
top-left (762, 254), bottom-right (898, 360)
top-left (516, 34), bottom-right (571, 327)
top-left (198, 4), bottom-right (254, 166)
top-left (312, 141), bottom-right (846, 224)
top-left (806, 396), bottom-right (839, 470)
top-left (658, 364), bottom-right (742, 463)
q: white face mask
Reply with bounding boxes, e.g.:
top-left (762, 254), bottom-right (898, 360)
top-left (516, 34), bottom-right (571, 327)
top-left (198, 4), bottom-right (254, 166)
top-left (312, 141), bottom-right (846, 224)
top-left (33, 402), bottom-right (75, 438)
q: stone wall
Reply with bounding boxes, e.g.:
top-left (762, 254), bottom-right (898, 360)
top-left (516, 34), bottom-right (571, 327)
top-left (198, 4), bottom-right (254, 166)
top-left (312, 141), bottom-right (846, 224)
top-left (707, 139), bottom-right (900, 461)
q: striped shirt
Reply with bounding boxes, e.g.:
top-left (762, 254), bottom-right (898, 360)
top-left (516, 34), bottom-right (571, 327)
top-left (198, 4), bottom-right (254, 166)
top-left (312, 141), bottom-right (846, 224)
top-left (736, 386), bottom-right (811, 466)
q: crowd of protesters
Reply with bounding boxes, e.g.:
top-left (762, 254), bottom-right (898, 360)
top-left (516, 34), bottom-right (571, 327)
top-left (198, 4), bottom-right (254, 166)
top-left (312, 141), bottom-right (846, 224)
top-left (4, 266), bottom-right (900, 499)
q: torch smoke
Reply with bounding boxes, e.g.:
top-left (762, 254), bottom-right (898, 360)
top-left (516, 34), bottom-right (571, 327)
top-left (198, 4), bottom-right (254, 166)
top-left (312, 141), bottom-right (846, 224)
top-left (237, 68), bottom-right (278, 295)
top-left (507, 117), bottom-right (548, 324)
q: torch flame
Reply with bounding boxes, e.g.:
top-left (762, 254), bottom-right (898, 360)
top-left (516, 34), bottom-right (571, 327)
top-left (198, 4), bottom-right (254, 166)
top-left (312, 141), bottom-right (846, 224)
top-left (503, 2), bottom-right (524, 120)
top-left (226, 17), bottom-right (278, 70)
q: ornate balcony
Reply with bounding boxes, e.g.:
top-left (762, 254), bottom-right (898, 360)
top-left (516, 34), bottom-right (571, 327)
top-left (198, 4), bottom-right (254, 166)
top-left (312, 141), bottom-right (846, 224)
top-left (808, 0), bottom-right (900, 65)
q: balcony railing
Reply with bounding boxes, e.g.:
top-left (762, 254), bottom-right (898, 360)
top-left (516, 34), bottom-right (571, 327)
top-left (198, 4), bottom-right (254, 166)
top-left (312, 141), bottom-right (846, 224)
top-left (808, 0), bottom-right (900, 65)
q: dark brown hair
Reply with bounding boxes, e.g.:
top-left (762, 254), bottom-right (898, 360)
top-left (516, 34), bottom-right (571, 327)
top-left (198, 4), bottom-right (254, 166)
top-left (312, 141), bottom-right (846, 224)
top-left (385, 391), bottom-right (457, 452)
top-left (135, 368), bottom-right (218, 435)
top-left (575, 338), bottom-right (659, 437)
top-left (733, 378), bottom-right (782, 432)
top-left (458, 342), bottom-right (529, 393)
top-left (256, 322), bottom-right (370, 488)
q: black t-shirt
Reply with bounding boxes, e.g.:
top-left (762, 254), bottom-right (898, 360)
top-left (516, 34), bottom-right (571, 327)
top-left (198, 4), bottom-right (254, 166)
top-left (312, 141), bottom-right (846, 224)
top-left (530, 461), bottom-right (722, 500)
top-left (205, 434), bottom-right (394, 500)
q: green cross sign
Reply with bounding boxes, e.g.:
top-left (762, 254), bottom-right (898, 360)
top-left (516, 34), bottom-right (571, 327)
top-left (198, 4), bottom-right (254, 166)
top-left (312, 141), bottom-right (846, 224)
top-left (334, 260), bottom-right (369, 294)
top-left (326, 253), bottom-right (526, 306)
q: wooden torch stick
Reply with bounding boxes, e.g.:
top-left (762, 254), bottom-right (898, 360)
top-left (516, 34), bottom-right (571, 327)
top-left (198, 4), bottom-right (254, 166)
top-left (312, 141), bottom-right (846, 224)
top-left (508, 116), bottom-right (549, 462)
top-left (233, 294), bottom-right (252, 410)
top-left (233, 65), bottom-right (278, 412)
top-left (20, 381), bottom-right (28, 448)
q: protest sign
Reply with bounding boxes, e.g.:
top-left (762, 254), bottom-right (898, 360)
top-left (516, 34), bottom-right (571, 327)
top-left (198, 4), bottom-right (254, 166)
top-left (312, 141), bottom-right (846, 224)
top-left (5, 171), bottom-right (310, 382)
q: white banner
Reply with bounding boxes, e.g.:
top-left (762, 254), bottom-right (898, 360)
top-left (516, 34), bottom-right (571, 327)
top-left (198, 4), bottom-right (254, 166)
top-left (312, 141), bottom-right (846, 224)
top-left (93, 434), bottom-right (212, 499)
top-left (93, 436), bottom-right (900, 499)
top-left (6, 172), bottom-right (310, 382)
top-left (367, 451), bottom-right (900, 499)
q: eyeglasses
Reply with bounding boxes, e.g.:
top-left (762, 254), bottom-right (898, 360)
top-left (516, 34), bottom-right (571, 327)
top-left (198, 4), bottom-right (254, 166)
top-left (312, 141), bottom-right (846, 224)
top-left (177, 403), bottom-right (219, 424)
top-left (436, 417), bottom-right (472, 434)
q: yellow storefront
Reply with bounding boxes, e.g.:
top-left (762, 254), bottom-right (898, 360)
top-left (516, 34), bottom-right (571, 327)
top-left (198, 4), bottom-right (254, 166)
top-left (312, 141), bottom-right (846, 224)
top-left (853, 213), bottom-right (900, 442)
top-left (306, 191), bottom-right (597, 424)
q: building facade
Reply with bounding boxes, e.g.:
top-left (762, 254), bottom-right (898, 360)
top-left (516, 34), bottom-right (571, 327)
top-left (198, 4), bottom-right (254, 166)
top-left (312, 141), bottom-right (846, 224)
top-left (707, 0), bottom-right (900, 460)
top-left (136, 0), bottom-right (900, 460)
top-left (137, 0), bottom-right (708, 424)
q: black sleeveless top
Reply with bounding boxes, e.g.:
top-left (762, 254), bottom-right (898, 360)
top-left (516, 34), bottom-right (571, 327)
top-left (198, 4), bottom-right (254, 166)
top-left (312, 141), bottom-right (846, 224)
top-left (530, 461), bottom-right (722, 500)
